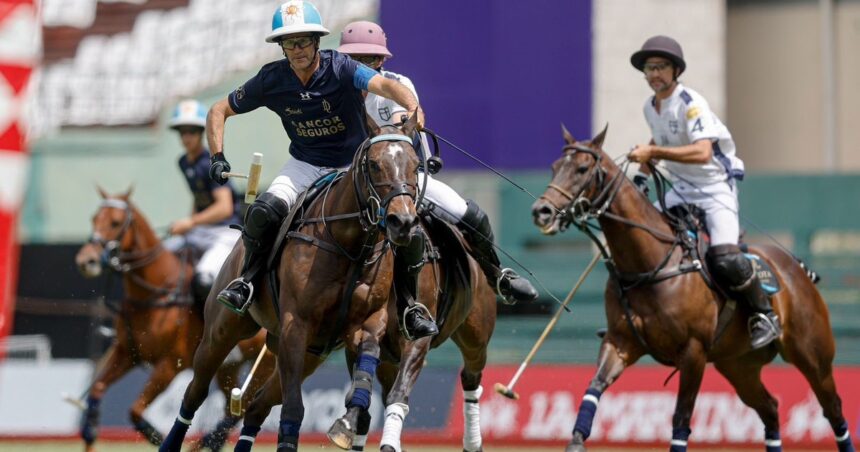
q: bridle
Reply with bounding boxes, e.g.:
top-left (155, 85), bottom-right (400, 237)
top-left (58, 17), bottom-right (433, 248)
top-left (353, 127), bottom-right (422, 231)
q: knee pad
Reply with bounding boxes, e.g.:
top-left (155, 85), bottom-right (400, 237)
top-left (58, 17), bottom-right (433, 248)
top-left (708, 244), bottom-right (753, 287)
top-left (460, 200), bottom-right (494, 243)
top-left (242, 192), bottom-right (289, 252)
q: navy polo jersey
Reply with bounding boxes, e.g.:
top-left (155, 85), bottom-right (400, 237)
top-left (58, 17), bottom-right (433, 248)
top-left (228, 49), bottom-right (378, 168)
top-left (178, 149), bottom-right (241, 226)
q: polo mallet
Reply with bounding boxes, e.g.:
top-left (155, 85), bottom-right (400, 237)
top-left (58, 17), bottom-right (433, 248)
top-left (229, 344), bottom-right (268, 416)
top-left (221, 152), bottom-right (263, 203)
top-left (494, 252), bottom-right (601, 400)
top-left (61, 345), bottom-right (118, 410)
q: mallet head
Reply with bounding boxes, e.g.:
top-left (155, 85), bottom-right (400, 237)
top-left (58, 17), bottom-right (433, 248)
top-left (229, 387), bottom-right (243, 416)
top-left (494, 382), bottom-right (519, 400)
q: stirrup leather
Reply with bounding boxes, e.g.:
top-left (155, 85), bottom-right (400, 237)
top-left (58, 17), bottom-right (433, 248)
top-left (219, 278), bottom-right (255, 315)
top-left (400, 302), bottom-right (435, 341)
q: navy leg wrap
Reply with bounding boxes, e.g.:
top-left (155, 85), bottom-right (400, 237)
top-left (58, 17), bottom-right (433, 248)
top-left (572, 388), bottom-right (601, 440)
top-left (765, 428), bottom-right (782, 452)
top-left (347, 354), bottom-right (379, 410)
top-left (669, 427), bottom-right (691, 452)
top-left (80, 396), bottom-right (101, 444)
top-left (234, 425), bottom-right (261, 452)
top-left (835, 421), bottom-right (856, 452)
top-left (158, 405), bottom-right (194, 452)
top-left (277, 419), bottom-right (301, 451)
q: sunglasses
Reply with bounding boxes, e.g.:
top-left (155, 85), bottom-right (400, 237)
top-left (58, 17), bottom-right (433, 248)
top-left (350, 55), bottom-right (384, 66)
top-left (279, 36), bottom-right (315, 50)
top-left (643, 61), bottom-right (672, 73)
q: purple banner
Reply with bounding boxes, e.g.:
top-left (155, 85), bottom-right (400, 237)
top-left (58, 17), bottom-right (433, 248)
top-left (380, 0), bottom-right (592, 169)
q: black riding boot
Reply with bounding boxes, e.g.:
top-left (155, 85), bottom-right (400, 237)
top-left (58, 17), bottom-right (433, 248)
top-left (394, 228), bottom-right (438, 340)
top-left (709, 244), bottom-right (781, 349)
top-left (217, 193), bottom-right (289, 314)
top-left (459, 200), bottom-right (539, 304)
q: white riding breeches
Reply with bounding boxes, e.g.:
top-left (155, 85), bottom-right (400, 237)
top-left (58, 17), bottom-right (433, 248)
top-left (418, 172), bottom-right (469, 221)
top-left (266, 158), bottom-right (469, 223)
top-left (661, 179), bottom-right (740, 246)
top-left (266, 158), bottom-right (347, 206)
top-left (164, 225), bottom-right (241, 280)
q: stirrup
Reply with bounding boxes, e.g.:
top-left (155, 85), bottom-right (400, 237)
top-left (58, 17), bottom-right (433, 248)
top-left (218, 278), bottom-right (255, 315)
top-left (496, 268), bottom-right (518, 305)
top-left (748, 312), bottom-right (781, 348)
top-left (400, 302), bottom-right (435, 341)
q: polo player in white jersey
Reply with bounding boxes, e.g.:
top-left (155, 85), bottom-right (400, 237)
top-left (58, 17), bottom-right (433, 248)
top-left (627, 35), bottom-right (781, 350)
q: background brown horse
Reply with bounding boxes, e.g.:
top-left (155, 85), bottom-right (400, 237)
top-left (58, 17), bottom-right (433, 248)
top-left (159, 117), bottom-right (425, 452)
top-left (74, 188), bottom-right (272, 451)
top-left (235, 212), bottom-right (497, 452)
top-left (530, 126), bottom-right (855, 452)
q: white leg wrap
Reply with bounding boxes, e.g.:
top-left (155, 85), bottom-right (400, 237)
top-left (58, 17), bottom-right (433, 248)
top-left (463, 385), bottom-right (483, 451)
top-left (350, 434), bottom-right (367, 450)
top-left (380, 403), bottom-right (409, 452)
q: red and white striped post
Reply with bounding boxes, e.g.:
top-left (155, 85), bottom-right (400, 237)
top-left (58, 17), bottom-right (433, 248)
top-left (0, 0), bottom-right (38, 357)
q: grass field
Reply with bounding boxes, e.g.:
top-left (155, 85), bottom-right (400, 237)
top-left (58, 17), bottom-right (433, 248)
top-left (0, 441), bottom-right (838, 451)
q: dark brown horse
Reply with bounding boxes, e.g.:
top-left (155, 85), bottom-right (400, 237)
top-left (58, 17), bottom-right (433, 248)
top-left (235, 206), bottom-right (497, 452)
top-left (159, 114), bottom-right (432, 452)
top-left (530, 126), bottom-right (856, 452)
top-left (74, 188), bottom-right (272, 452)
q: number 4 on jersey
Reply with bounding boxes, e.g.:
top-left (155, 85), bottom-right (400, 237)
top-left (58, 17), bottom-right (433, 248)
top-left (691, 118), bottom-right (704, 133)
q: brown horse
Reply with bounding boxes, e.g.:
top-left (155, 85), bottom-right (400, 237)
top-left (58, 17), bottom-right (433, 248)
top-left (234, 207), bottom-right (497, 452)
top-left (74, 188), bottom-right (272, 451)
top-left (159, 115), bottom-right (431, 452)
top-left (530, 126), bottom-right (856, 452)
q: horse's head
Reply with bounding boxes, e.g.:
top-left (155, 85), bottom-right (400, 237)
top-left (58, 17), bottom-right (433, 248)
top-left (356, 111), bottom-right (422, 246)
top-left (531, 124), bottom-right (613, 235)
top-left (75, 186), bottom-right (135, 277)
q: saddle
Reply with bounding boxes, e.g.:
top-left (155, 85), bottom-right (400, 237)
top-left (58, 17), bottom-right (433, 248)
top-left (665, 203), bottom-right (781, 296)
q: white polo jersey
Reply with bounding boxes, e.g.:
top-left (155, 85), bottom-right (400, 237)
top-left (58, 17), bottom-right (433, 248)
top-left (366, 69), bottom-right (417, 126)
top-left (644, 83), bottom-right (744, 186)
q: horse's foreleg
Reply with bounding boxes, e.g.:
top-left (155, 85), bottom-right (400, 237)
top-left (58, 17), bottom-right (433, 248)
top-left (130, 357), bottom-right (181, 446)
top-left (714, 357), bottom-right (781, 452)
top-left (566, 337), bottom-right (641, 452)
top-left (452, 328), bottom-right (490, 452)
top-left (276, 317), bottom-right (310, 452)
top-left (191, 357), bottom-right (247, 452)
top-left (668, 340), bottom-right (707, 452)
top-left (379, 337), bottom-right (432, 452)
top-left (329, 309), bottom-right (387, 451)
top-left (81, 343), bottom-right (135, 450)
top-left (160, 312), bottom-right (256, 452)
top-left (234, 367), bottom-right (281, 452)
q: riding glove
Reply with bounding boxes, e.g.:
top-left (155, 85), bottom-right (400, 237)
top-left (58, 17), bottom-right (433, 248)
top-left (209, 152), bottom-right (231, 185)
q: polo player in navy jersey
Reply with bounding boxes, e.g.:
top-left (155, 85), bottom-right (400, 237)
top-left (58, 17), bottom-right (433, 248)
top-left (206, 0), bottom-right (442, 339)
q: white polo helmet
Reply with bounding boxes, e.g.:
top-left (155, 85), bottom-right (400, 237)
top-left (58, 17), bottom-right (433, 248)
top-left (168, 99), bottom-right (207, 130)
top-left (266, 0), bottom-right (330, 43)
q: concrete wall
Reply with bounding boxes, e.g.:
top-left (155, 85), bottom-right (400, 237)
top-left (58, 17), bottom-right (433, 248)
top-left (727, 0), bottom-right (860, 172)
top-left (593, 0), bottom-right (726, 158)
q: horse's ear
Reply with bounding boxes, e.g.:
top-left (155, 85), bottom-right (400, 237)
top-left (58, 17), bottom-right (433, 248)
top-left (365, 113), bottom-right (380, 137)
top-left (96, 185), bottom-right (108, 199)
top-left (122, 185), bottom-right (134, 200)
top-left (401, 108), bottom-right (419, 137)
top-left (561, 123), bottom-right (576, 145)
top-left (592, 123), bottom-right (609, 149)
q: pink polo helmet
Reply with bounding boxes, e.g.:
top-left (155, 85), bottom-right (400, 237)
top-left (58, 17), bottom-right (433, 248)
top-left (337, 21), bottom-right (392, 58)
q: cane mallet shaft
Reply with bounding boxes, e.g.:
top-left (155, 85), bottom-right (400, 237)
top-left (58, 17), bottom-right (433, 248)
top-left (230, 344), bottom-right (267, 416)
top-left (220, 152), bottom-right (263, 204)
top-left (494, 253), bottom-right (601, 400)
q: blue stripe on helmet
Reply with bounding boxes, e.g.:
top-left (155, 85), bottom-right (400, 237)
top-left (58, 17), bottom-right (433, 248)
top-left (272, 8), bottom-right (284, 31)
top-left (303, 2), bottom-right (322, 26)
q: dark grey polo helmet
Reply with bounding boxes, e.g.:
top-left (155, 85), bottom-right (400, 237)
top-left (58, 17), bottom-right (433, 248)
top-left (630, 35), bottom-right (686, 74)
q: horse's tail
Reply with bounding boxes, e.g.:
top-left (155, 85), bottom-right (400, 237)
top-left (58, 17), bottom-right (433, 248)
top-left (795, 256), bottom-right (821, 284)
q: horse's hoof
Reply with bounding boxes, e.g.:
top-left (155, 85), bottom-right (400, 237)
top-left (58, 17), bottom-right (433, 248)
top-left (565, 443), bottom-right (587, 452)
top-left (326, 418), bottom-right (354, 450)
top-left (464, 448), bottom-right (483, 452)
top-left (380, 446), bottom-right (396, 452)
